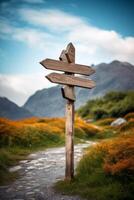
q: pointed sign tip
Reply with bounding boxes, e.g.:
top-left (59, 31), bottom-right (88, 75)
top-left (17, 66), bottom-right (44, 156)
top-left (40, 58), bottom-right (48, 65)
top-left (45, 74), bottom-right (51, 82)
top-left (67, 42), bottom-right (75, 49)
top-left (68, 42), bottom-right (74, 46)
top-left (66, 42), bottom-right (75, 63)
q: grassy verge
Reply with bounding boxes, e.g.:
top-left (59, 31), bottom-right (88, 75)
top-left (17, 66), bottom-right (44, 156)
top-left (55, 133), bottom-right (134, 200)
top-left (0, 140), bottom-right (65, 185)
top-left (0, 147), bottom-right (30, 185)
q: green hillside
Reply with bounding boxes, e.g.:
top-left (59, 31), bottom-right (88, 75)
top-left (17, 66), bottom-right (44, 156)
top-left (78, 91), bottom-right (134, 120)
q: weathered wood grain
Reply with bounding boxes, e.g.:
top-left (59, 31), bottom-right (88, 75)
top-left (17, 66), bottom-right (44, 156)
top-left (61, 86), bottom-right (76, 101)
top-left (65, 43), bottom-right (75, 180)
top-left (65, 100), bottom-right (74, 180)
top-left (40, 59), bottom-right (95, 76)
top-left (65, 43), bottom-right (75, 63)
top-left (59, 50), bottom-right (68, 62)
top-left (46, 73), bottom-right (96, 89)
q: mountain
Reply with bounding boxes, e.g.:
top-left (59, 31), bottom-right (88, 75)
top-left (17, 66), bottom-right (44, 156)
top-left (24, 86), bottom-right (66, 117)
top-left (23, 60), bottom-right (134, 117)
top-left (0, 97), bottom-right (33, 120)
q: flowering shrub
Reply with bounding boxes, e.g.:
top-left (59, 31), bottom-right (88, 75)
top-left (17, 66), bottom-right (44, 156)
top-left (124, 112), bottom-right (134, 120)
top-left (78, 133), bottom-right (134, 178)
top-left (103, 135), bottom-right (134, 176)
top-left (75, 117), bottom-right (101, 137)
top-left (0, 117), bottom-right (65, 148)
top-left (95, 118), bottom-right (115, 126)
top-left (119, 119), bottom-right (134, 135)
top-left (0, 117), bottom-right (99, 148)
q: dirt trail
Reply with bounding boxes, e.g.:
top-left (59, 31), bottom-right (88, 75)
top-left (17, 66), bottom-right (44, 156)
top-left (0, 141), bottom-right (96, 200)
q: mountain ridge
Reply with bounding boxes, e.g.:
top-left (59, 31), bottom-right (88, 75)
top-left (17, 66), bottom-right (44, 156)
top-left (0, 97), bottom-right (33, 120)
top-left (23, 60), bottom-right (134, 117)
top-left (0, 60), bottom-right (134, 119)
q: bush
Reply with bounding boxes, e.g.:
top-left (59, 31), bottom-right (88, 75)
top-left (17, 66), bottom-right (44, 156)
top-left (77, 91), bottom-right (134, 120)
top-left (79, 134), bottom-right (134, 178)
top-left (0, 117), bottom-right (100, 148)
top-left (74, 127), bottom-right (86, 139)
top-left (119, 119), bottom-right (134, 132)
top-left (75, 117), bottom-right (101, 137)
top-left (77, 100), bottom-right (94, 118)
top-left (93, 108), bottom-right (108, 120)
top-left (103, 135), bottom-right (134, 177)
top-left (95, 118), bottom-right (115, 126)
top-left (0, 117), bottom-right (65, 148)
top-left (124, 112), bottom-right (134, 120)
top-left (104, 91), bottom-right (126, 101)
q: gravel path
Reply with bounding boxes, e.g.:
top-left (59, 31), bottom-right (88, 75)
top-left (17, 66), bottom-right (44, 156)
top-left (0, 141), bottom-right (96, 200)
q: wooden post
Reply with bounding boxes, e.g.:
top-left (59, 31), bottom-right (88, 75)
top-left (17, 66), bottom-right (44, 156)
top-left (65, 98), bottom-right (74, 180)
top-left (59, 43), bottom-right (75, 180)
top-left (65, 44), bottom-right (75, 180)
top-left (40, 42), bottom-right (95, 181)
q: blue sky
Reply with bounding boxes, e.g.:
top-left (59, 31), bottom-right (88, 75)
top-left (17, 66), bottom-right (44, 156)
top-left (0, 0), bottom-right (134, 105)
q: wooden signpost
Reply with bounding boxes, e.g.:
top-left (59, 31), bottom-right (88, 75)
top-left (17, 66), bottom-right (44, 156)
top-left (41, 59), bottom-right (95, 76)
top-left (40, 43), bottom-right (95, 180)
top-left (46, 73), bottom-right (95, 89)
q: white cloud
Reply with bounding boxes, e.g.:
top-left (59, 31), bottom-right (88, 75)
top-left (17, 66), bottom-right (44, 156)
top-left (12, 28), bottom-right (51, 47)
top-left (0, 73), bottom-right (53, 106)
top-left (0, 20), bottom-right (54, 48)
top-left (17, 8), bottom-right (134, 64)
top-left (68, 25), bottom-right (134, 64)
top-left (1, 8), bottom-right (134, 64)
top-left (19, 8), bottom-right (84, 32)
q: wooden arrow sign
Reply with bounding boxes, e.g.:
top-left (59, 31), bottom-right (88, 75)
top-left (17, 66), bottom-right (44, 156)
top-left (59, 47), bottom-right (76, 101)
top-left (46, 73), bottom-right (95, 89)
top-left (40, 59), bottom-right (95, 76)
top-left (61, 86), bottom-right (76, 101)
top-left (40, 42), bottom-right (96, 181)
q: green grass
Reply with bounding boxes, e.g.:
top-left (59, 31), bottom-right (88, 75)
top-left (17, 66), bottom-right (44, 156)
top-left (55, 143), bottom-right (134, 200)
top-left (0, 147), bottom-right (31, 185)
top-left (55, 160), bottom-right (134, 200)
top-left (95, 129), bottom-right (118, 139)
top-left (55, 176), bottom-right (130, 200)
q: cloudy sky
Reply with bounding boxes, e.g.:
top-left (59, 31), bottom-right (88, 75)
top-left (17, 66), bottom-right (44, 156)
top-left (0, 0), bottom-right (134, 106)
